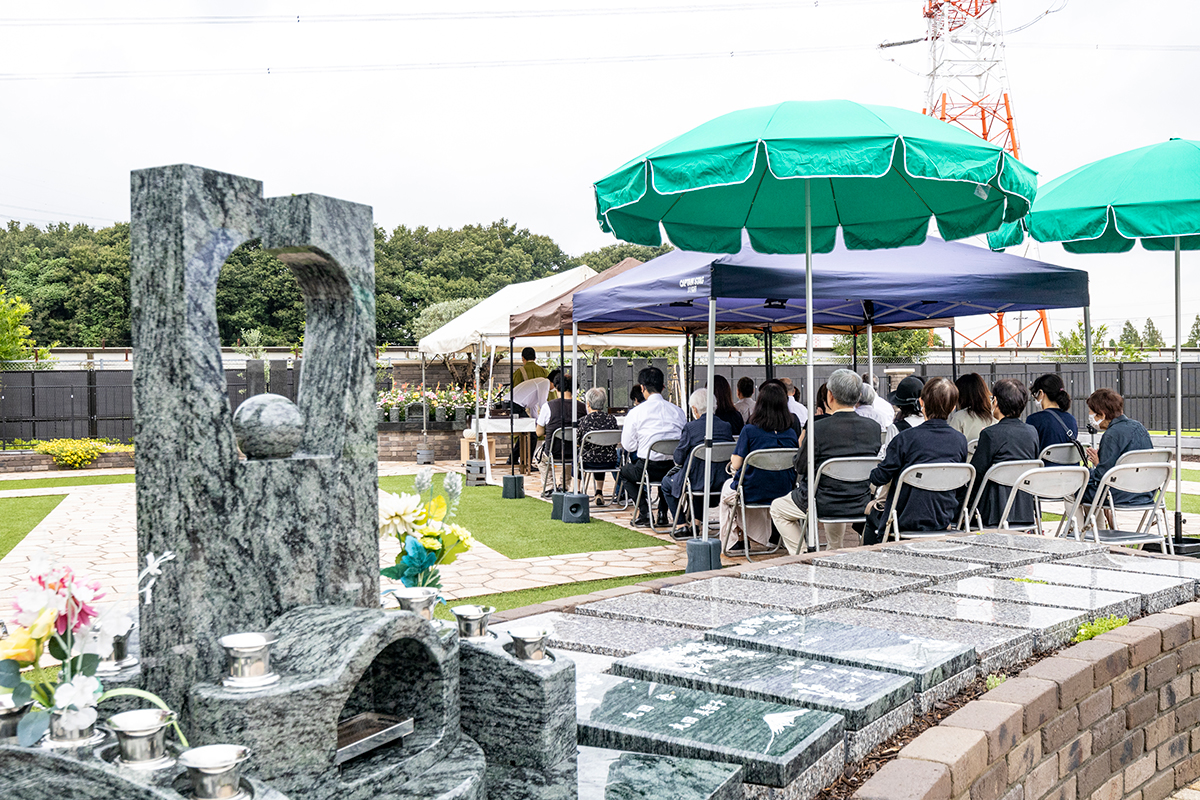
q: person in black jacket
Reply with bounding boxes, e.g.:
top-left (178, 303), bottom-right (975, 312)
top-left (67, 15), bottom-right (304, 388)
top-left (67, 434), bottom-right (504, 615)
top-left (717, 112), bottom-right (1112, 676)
top-left (968, 379), bottom-right (1041, 528)
top-left (865, 377), bottom-right (969, 543)
top-left (1081, 388), bottom-right (1154, 508)
top-left (660, 388), bottom-right (735, 527)
top-left (535, 373), bottom-right (587, 496)
top-left (770, 369), bottom-right (882, 553)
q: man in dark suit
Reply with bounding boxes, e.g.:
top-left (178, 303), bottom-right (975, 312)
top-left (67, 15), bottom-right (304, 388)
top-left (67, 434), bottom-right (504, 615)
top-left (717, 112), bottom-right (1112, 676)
top-left (968, 379), bottom-right (1040, 527)
top-left (660, 388), bottom-right (734, 528)
top-left (770, 369), bottom-right (882, 553)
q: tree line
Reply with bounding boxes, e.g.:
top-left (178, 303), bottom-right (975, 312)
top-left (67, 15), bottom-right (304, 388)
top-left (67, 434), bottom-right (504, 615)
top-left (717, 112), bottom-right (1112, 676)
top-left (0, 219), bottom-right (671, 349)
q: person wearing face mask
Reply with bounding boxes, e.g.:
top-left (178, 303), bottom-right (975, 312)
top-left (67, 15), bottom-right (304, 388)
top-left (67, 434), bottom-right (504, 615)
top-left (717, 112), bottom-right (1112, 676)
top-left (1026, 374), bottom-right (1078, 452)
top-left (1080, 388), bottom-right (1154, 512)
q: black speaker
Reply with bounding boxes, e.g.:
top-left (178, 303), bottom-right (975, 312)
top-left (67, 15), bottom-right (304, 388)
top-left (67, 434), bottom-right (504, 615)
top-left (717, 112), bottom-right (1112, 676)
top-left (550, 492), bottom-right (565, 520)
top-left (685, 537), bottom-right (723, 573)
top-left (561, 493), bottom-right (591, 524)
top-left (502, 475), bottom-right (525, 499)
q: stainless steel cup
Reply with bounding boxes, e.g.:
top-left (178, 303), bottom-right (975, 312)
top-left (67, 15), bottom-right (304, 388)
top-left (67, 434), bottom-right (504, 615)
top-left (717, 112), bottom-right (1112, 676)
top-left (218, 632), bottom-right (278, 680)
top-left (389, 587), bottom-right (439, 621)
top-left (49, 710), bottom-right (98, 743)
top-left (110, 633), bottom-right (129, 663)
top-left (450, 605), bottom-right (495, 639)
top-left (107, 708), bottom-right (175, 767)
top-left (0, 695), bottom-right (32, 742)
top-left (508, 627), bottom-right (551, 661)
top-left (177, 744), bottom-right (251, 799)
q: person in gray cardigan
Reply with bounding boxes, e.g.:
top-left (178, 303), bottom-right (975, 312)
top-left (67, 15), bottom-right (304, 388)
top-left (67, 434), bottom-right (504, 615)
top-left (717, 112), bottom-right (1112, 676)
top-left (660, 388), bottom-right (734, 525)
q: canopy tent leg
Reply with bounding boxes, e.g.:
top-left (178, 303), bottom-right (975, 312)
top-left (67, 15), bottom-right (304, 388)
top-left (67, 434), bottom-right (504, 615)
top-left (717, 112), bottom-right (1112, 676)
top-left (950, 327), bottom-right (958, 380)
top-left (689, 332), bottom-right (696, 393)
top-left (559, 327), bottom-right (567, 494)
top-left (805, 179), bottom-right (817, 552)
top-left (1175, 237), bottom-right (1184, 549)
top-left (700, 298), bottom-right (717, 543)
top-left (421, 353), bottom-right (428, 450)
top-left (477, 340), bottom-right (493, 483)
top-left (509, 338), bottom-right (515, 477)
top-left (573, 322), bottom-right (580, 494)
top-left (867, 323), bottom-right (874, 396)
top-left (853, 332), bottom-right (858, 373)
top-left (765, 324), bottom-right (773, 381)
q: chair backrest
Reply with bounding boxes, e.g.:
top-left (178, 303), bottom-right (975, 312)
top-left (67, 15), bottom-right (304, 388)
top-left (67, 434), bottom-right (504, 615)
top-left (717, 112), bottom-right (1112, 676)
top-left (978, 459), bottom-right (1045, 490)
top-left (815, 456), bottom-right (880, 483)
top-left (1000, 465), bottom-right (1090, 534)
top-left (1115, 448), bottom-right (1172, 466)
top-left (742, 447), bottom-right (799, 472)
top-left (1100, 463), bottom-right (1172, 496)
top-left (648, 438), bottom-right (680, 458)
top-left (967, 438), bottom-right (979, 458)
top-left (687, 441), bottom-right (738, 465)
top-left (1040, 443), bottom-right (1081, 465)
top-left (897, 462), bottom-right (975, 493)
top-left (550, 427), bottom-right (575, 444)
top-left (579, 429), bottom-right (622, 449)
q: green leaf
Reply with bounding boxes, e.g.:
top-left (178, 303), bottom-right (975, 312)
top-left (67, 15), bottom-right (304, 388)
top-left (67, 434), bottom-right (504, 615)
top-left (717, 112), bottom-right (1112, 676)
top-left (17, 709), bottom-right (49, 747)
top-left (0, 660), bottom-right (20, 688)
top-left (47, 636), bottom-right (70, 662)
top-left (11, 680), bottom-right (31, 706)
top-left (80, 654), bottom-right (100, 677)
top-left (380, 566), bottom-right (405, 581)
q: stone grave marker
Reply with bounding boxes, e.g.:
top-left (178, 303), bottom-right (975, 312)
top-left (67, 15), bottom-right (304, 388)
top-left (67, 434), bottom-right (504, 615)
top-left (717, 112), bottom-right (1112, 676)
top-left (739, 564), bottom-right (928, 597)
top-left (971, 531), bottom-right (1105, 556)
top-left (994, 563), bottom-right (1195, 614)
top-left (922, 575), bottom-right (1141, 621)
top-left (493, 611), bottom-right (699, 658)
top-left (892, 539), bottom-right (1054, 567)
top-left (660, 577), bottom-right (861, 614)
top-left (575, 746), bottom-right (743, 800)
top-left (815, 549), bottom-right (990, 580)
top-left (1060, 552), bottom-right (1200, 596)
top-left (575, 593), bottom-right (768, 630)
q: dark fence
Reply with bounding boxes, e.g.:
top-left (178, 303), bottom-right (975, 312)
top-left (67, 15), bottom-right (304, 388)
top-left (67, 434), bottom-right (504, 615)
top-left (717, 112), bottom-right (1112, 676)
top-left (3, 358), bottom-right (1198, 444)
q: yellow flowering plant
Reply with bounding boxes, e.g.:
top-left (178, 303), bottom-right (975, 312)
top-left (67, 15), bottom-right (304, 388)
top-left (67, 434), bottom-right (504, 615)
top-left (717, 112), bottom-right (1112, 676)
top-left (379, 469), bottom-right (474, 591)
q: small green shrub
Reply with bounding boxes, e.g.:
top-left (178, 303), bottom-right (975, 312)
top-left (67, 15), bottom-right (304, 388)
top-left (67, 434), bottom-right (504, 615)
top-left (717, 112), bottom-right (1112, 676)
top-left (1073, 615), bottom-right (1129, 643)
top-left (986, 673), bottom-right (1007, 690)
top-left (33, 439), bottom-right (106, 469)
top-left (1013, 578), bottom-right (1049, 585)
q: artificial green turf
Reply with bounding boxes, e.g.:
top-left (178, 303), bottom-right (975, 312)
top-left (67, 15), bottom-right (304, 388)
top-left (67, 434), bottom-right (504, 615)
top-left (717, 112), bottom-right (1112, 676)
top-left (1176, 469), bottom-right (1200, 483)
top-left (0, 474), bottom-right (135, 490)
top-left (431, 570), bottom-right (685, 619)
top-left (0, 495), bottom-right (67, 560)
top-left (378, 475), bottom-right (665, 559)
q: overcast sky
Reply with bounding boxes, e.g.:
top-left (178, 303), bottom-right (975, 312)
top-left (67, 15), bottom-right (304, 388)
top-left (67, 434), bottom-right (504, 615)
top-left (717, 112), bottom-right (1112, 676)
top-left (2, 1), bottom-right (1197, 346)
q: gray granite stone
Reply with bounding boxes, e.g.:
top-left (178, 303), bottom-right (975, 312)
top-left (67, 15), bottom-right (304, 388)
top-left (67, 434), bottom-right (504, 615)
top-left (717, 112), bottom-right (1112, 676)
top-left (131, 166), bottom-right (379, 716)
top-left (233, 393), bottom-right (304, 458)
top-left (460, 632), bottom-right (575, 770)
top-left (890, 540), bottom-right (1053, 567)
top-left (661, 577), bottom-right (861, 614)
top-left (740, 564), bottom-right (928, 597)
top-left (611, 639), bottom-right (913, 731)
top-left (860, 591), bottom-right (1086, 651)
top-left (994, 563), bottom-right (1195, 614)
top-left (923, 575), bottom-right (1142, 622)
top-left (814, 550), bottom-right (990, 580)
top-left (389, 735), bottom-right (487, 800)
top-left (1061, 552), bottom-right (1200, 595)
top-left (485, 751), bottom-right (580, 800)
top-left (575, 593), bottom-right (767, 630)
top-left (971, 531), bottom-right (1105, 556)
top-left (812, 608), bottom-right (1035, 674)
top-left (575, 746), bottom-right (742, 800)
top-left (704, 614), bottom-right (975, 694)
top-left (495, 612), bottom-right (700, 658)
top-left (742, 739), bottom-right (844, 800)
top-left (576, 673), bottom-right (844, 787)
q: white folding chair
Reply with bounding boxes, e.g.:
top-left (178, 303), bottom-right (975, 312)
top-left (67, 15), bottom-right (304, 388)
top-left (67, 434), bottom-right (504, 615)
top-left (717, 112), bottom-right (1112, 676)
top-left (577, 429), bottom-right (623, 502)
top-left (545, 428), bottom-right (575, 493)
top-left (967, 438), bottom-right (980, 458)
top-left (997, 465), bottom-right (1090, 538)
top-left (633, 438), bottom-right (680, 532)
top-left (1082, 448), bottom-right (1173, 536)
top-left (1080, 462), bottom-right (1173, 553)
top-left (807, 456), bottom-right (881, 551)
top-left (669, 441), bottom-right (737, 540)
top-left (727, 447), bottom-right (798, 561)
top-left (963, 459), bottom-right (1043, 531)
top-left (885, 463), bottom-right (975, 541)
top-left (1039, 442), bottom-right (1083, 466)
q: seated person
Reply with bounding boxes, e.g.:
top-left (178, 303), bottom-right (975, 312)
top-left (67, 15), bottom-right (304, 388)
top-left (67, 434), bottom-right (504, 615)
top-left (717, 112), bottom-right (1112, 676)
top-left (535, 373), bottom-right (586, 496)
top-left (718, 382), bottom-right (799, 552)
top-left (864, 377), bottom-right (969, 544)
top-left (618, 367), bottom-right (687, 527)
top-left (889, 375), bottom-right (925, 431)
top-left (771, 369), bottom-right (882, 554)
top-left (1027, 373), bottom-right (1079, 453)
top-left (949, 372), bottom-right (997, 443)
top-left (779, 377), bottom-right (809, 427)
top-left (855, 381), bottom-right (897, 452)
top-left (660, 388), bottom-right (735, 526)
top-left (576, 387), bottom-right (620, 506)
top-left (734, 376), bottom-right (756, 423)
top-left (1080, 388), bottom-right (1155, 519)
top-left (710, 374), bottom-right (745, 436)
top-left (968, 379), bottom-right (1040, 528)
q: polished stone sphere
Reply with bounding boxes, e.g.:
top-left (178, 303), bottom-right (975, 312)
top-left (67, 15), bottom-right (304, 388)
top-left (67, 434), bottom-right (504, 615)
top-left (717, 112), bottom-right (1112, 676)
top-left (233, 393), bottom-right (304, 459)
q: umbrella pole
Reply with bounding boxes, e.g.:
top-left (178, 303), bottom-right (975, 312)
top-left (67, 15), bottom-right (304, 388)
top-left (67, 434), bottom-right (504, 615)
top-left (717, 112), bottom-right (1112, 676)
top-left (509, 338), bottom-right (515, 477)
top-left (573, 322), bottom-right (580, 494)
top-left (805, 179), bottom-right (817, 551)
top-left (701, 298), bottom-right (717, 543)
top-left (559, 327), bottom-right (567, 493)
top-left (1176, 237), bottom-right (1184, 550)
top-left (1084, 307), bottom-right (1096, 449)
top-left (950, 327), bottom-right (958, 380)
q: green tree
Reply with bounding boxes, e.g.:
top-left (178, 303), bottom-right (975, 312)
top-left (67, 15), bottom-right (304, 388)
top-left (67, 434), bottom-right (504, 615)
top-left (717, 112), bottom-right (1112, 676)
top-left (214, 240), bottom-right (306, 346)
top-left (0, 289), bottom-right (54, 362)
top-left (577, 242), bottom-right (673, 271)
top-left (1118, 320), bottom-right (1143, 349)
top-left (1143, 318), bottom-right (1165, 348)
top-left (411, 297), bottom-right (483, 342)
top-left (1054, 320), bottom-right (1108, 359)
top-left (831, 330), bottom-right (943, 362)
top-left (1187, 315), bottom-right (1200, 347)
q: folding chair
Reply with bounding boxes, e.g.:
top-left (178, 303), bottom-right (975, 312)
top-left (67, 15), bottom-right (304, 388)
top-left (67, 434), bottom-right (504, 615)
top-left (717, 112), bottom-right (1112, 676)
top-left (727, 447), bottom-right (798, 561)
top-left (806, 456), bottom-right (881, 551)
top-left (577, 429), bottom-right (624, 503)
top-left (669, 441), bottom-right (737, 540)
top-left (996, 466), bottom-right (1089, 538)
top-left (1082, 448), bottom-right (1173, 536)
top-left (962, 459), bottom-right (1043, 531)
top-left (1079, 462), bottom-right (1173, 553)
top-left (1039, 443), bottom-right (1083, 466)
top-left (967, 438), bottom-right (979, 459)
top-left (633, 438), bottom-right (680, 533)
top-left (884, 463), bottom-right (975, 541)
top-left (545, 428), bottom-right (575, 493)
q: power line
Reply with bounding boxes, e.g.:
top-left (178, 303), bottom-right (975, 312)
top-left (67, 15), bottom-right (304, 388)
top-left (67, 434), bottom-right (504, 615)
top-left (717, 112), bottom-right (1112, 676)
top-left (0, 202), bottom-right (116, 222)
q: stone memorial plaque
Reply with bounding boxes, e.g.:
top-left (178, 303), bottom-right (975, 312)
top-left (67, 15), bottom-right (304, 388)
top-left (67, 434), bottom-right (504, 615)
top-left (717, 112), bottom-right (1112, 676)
top-left (924, 576), bottom-right (1141, 621)
top-left (1061, 553), bottom-right (1200, 596)
top-left (705, 614), bottom-right (974, 694)
top-left (575, 593), bottom-right (766, 630)
top-left (995, 563), bottom-right (1195, 614)
top-left (577, 746), bottom-right (742, 800)
top-left (815, 549), bottom-right (990, 580)
top-left (893, 540), bottom-right (1052, 567)
top-left (740, 563), bottom-right (928, 596)
top-left (661, 577), bottom-right (860, 614)
top-left (494, 611), bottom-right (700, 658)
top-left (971, 532), bottom-right (1105, 556)
top-left (576, 673), bottom-right (845, 787)
top-left (611, 639), bottom-right (912, 731)
top-left (861, 590), bottom-right (1086, 651)
top-left (813, 608), bottom-right (1035, 673)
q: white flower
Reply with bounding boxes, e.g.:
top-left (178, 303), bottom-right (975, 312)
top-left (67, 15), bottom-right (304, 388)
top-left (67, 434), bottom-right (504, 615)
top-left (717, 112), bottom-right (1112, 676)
top-left (13, 587), bottom-right (64, 626)
top-left (81, 610), bottom-right (134, 657)
top-left (414, 468), bottom-right (434, 496)
top-left (54, 674), bottom-right (102, 730)
top-left (443, 472), bottom-right (463, 509)
top-left (56, 705), bottom-right (98, 732)
top-left (379, 490), bottom-right (423, 538)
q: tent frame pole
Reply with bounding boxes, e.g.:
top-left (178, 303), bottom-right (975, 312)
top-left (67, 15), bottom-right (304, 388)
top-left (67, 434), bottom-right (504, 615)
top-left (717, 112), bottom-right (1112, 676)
top-left (573, 322), bottom-right (580, 495)
top-left (509, 338), bottom-right (515, 477)
top-left (701, 298), bottom-right (717, 542)
top-left (867, 323), bottom-right (874, 395)
top-left (950, 327), bottom-right (958, 380)
top-left (559, 327), bottom-right (567, 494)
top-left (853, 332), bottom-right (858, 373)
top-left (804, 179), bottom-right (817, 551)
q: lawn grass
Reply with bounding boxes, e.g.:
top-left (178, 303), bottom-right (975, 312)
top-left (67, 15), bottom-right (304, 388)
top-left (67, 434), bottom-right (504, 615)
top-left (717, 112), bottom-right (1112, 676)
top-left (1176, 469), bottom-right (1200, 483)
top-left (378, 475), bottom-right (665, 559)
top-left (0, 474), bottom-right (135, 491)
top-left (0, 495), bottom-right (67, 559)
top-left (431, 570), bottom-right (684, 620)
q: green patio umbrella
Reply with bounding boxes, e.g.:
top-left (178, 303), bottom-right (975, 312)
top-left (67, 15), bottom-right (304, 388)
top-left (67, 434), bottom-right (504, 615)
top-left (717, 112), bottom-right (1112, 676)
top-left (989, 138), bottom-right (1200, 550)
top-left (593, 99), bottom-right (1037, 554)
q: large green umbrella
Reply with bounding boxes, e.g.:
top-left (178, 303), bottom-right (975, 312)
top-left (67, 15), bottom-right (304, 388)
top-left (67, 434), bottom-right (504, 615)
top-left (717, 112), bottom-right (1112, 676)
top-left (594, 99), bottom-right (1037, 553)
top-left (989, 138), bottom-right (1200, 550)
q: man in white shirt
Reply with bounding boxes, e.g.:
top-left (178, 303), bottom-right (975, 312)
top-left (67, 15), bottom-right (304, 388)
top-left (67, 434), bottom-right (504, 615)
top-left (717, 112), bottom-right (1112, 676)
top-left (778, 377), bottom-right (809, 428)
top-left (618, 366), bottom-right (687, 527)
top-left (863, 373), bottom-right (896, 428)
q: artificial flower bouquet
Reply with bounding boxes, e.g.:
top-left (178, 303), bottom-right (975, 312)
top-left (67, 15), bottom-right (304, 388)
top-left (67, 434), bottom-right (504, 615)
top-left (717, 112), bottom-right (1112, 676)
top-left (378, 468), bottom-right (474, 591)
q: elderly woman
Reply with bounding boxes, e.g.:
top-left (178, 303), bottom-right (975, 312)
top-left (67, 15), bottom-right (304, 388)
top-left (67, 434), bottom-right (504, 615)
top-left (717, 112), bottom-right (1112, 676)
top-left (576, 387), bottom-right (620, 506)
top-left (1081, 388), bottom-right (1154, 513)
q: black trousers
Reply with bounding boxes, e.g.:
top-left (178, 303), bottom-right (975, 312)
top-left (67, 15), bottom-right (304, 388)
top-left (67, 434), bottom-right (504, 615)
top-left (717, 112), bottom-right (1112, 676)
top-left (619, 458), bottom-right (674, 515)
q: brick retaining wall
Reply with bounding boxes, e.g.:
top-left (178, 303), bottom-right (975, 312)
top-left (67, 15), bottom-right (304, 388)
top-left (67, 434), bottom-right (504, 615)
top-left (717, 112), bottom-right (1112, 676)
top-left (0, 450), bottom-right (134, 473)
top-left (856, 603), bottom-right (1200, 800)
top-left (378, 429), bottom-right (513, 462)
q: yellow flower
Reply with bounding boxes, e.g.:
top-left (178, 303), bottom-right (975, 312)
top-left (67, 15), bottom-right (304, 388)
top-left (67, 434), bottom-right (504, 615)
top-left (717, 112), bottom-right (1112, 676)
top-left (425, 496), bottom-right (447, 523)
top-left (28, 607), bottom-right (57, 641)
top-left (0, 626), bottom-right (38, 665)
top-left (420, 536), bottom-right (441, 551)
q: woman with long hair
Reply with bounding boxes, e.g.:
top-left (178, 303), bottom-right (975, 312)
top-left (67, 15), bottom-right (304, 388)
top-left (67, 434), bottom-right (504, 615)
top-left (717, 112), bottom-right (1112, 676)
top-left (1026, 373), bottom-right (1078, 451)
top-left (718, 381), bottom-right (798, 553)
top-left (949, 372), bottom-right (995, 443)
top-left (710, 374), bottom-right (744, 435)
